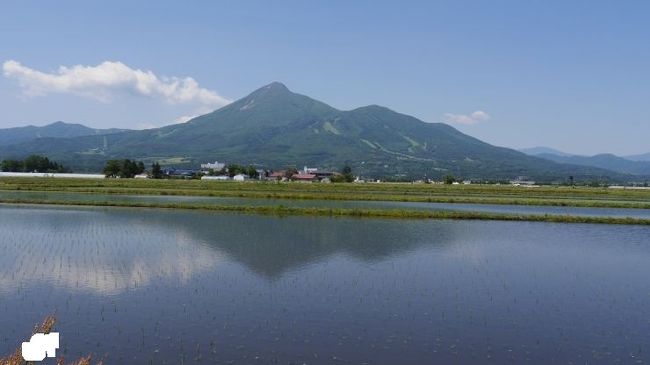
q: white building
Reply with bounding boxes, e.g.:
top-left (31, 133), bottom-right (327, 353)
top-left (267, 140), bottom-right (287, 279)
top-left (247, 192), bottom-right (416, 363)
top-left (201, 175), bottom-right (230, 181)
top-left (233, 174), bottom-right (246, 181)
top-left (0, 172), bottom-right (105, 179)
top-left (200, 161), bottom-right (226, 171)
top-left (510, 176), bottom-right (536, 186)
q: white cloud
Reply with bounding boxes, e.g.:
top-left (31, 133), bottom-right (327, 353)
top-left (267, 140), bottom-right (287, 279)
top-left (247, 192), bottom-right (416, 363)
top-left (444, 110), bottom-right (490, 125)
top-left (2, 60), bottom-right (231, 108)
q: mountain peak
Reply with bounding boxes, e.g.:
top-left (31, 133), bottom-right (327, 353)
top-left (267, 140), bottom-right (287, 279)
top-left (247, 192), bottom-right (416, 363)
top-left (266, 81), bottom-right (288, 90)
top-left (187, 81), bottom-right (338, 130)
top-left (48, 121), bottom-right (81, 128)
top-left (253, 81), bottom-right (290, 94)
top-left (354, 104), bottom-right (391, 113)
top-left (239, 82), bottom-right (292, 102)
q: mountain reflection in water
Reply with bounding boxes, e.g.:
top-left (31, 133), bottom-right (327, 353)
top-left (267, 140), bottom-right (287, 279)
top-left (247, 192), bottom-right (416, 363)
top-left (0, 206), bottom-right (458, 293)
top-left (1, 205), bottom-right (649, 365)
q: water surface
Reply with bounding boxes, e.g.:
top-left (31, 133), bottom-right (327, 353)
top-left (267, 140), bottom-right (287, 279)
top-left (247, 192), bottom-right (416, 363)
top-left (0, 205), bottom-right (649, 364)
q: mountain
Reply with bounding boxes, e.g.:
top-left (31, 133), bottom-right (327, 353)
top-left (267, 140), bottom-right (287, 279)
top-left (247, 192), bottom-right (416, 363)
top-left (536, 153), bottom-right (650, 176)
top-left (519, 146), bottom-right (573, 157)
top-left (523, 146), bottom-right (650, 176)
top-left (625, 153), bottom-right (650, 162)
top-left (0, 82), bottom-right (632, 181)
top-left (0, 121), bottom-right (126, 146)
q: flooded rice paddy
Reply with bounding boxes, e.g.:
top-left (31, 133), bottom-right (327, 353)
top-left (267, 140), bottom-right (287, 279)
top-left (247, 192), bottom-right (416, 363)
top-left (0, 205), bottom-right (649, 364)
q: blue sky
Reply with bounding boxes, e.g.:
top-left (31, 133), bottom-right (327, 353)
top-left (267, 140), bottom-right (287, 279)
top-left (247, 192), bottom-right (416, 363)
top-left (1, 0), bottom-right (648, 155)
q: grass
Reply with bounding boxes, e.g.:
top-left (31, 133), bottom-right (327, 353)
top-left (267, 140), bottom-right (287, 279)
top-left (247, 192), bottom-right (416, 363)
top-left (1, 196), bottom-right (649, 226)
top-left (0, 177), bottom-right (649, 225)
top-left (0, 177), bottom-right (650, 209)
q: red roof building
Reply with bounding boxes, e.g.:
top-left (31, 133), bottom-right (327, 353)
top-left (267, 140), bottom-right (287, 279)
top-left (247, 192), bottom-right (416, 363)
top-left (292, 173), bottom-right (317, 182)
top-left (268, 171), bottom-right (286, 179)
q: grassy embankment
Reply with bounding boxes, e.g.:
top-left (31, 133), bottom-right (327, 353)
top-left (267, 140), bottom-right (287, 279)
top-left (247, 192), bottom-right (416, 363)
top-left (1, 197), bottom-right (650, 225)
top-left (1, 177), bottom-right (650, 225)
top-left (1, 177), bottom-right (650, 208)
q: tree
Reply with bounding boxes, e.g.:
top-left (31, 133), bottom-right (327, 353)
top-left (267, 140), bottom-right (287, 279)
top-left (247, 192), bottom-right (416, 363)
top-left (103, 159), bottom-right (145, 178)
top-left (342, 165), bottom-right (354, 182)
top-left (1, 159), bottom-right (22, 172)
top-left (103, 160), bottom-right (122, 178)
top-left (121, 159), bottom-right (144, 178)
top-left (120, 160), bottom-right (135, 178)
top-left (246, 165), bottom-right (259, 179)
top-left (23, 155), bottom-right (44, 172)
top-left (2, 156), bottom-right (66, 173)
top-left (331, 165), bottom-right (354, 183)
top-left (443, 174), bottom-right (455, 185)
top-left (284, 167), bottom-right (298, 179)
top-left (150, 162), bottom-right (164, 179)
top-left (226, 164), bottom-right (245, 177)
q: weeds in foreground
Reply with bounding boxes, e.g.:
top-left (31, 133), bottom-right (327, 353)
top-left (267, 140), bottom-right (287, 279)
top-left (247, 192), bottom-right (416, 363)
top-left (0, 316), bottom-right (102, 365)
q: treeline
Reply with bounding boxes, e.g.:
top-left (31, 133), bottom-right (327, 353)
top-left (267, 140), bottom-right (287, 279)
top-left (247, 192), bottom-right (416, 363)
top-left (103, 159), bottom-right (146, 178)
top-left (1, 155), bottom-right (68, 173)
top-left (330, 165), bottom-right (354, 182)
top-left (103, 160), bottom-right (166, 179)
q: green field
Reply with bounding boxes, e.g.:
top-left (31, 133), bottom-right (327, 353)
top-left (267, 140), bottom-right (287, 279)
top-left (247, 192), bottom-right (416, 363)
top-left (1, 177), bottom-right (650, 208)
top-left (1, 177), bottom-right (650, 225)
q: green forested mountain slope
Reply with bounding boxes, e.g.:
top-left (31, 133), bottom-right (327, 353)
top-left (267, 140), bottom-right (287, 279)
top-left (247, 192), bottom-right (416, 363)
top-left (0, 83), bottom-right (630, 181)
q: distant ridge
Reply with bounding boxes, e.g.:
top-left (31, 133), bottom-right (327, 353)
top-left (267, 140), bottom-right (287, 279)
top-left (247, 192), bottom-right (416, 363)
top-left (0, 83), bottom-right (635, 182)
top-left (625, 152), bottom-right (650, 162)
top-left (0, 121), bottom-right (127, 146)
top-left (535, 153), bottom-right (650, 176)
top-left (520, 146), bottom-right (650, 176)
top-left (519, 146), bottom-right (573, 157)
